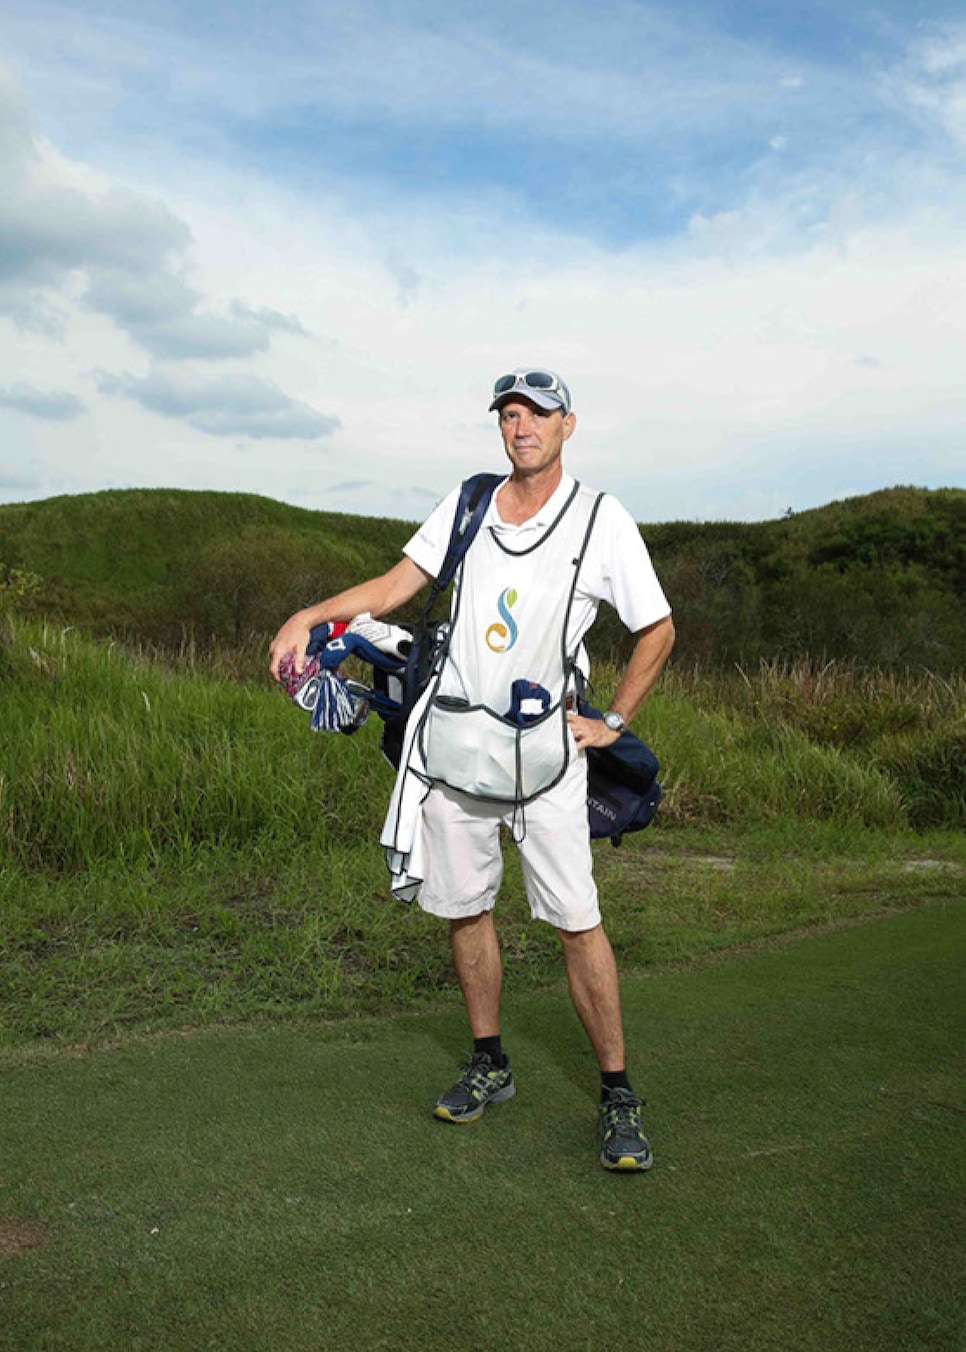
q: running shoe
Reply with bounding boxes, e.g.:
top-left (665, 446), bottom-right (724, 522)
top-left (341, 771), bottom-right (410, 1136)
top-left (598, 1087), bottom-right (653, 1171)
top-left (434, 1052), bottom-right (515, 1123)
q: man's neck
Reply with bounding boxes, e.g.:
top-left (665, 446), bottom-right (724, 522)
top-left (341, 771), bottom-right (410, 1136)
top-left (497, 465), bottom-right (564, 526)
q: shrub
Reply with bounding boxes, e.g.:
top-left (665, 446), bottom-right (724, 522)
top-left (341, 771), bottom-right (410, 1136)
top-left (876, 729), bottom-right (966, 830)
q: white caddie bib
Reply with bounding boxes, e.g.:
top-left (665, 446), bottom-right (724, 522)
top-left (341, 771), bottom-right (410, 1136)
top-left (417, 481), bottom-right (603, 804)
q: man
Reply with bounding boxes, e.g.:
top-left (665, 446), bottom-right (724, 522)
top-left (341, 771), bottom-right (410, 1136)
top-left (270, 368), bottom-right (674, 1171)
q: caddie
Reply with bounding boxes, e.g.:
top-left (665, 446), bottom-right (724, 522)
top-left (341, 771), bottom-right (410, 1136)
top-left (269, 367), bottom-right (674, 1171)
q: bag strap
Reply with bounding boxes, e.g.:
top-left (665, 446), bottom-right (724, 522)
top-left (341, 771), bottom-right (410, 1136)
top-left (414, 472), bottom-right (501, 628)
top-left (397, 472), bottom-right (501, 722)
top-left (435, 472), bottom-right (502, 595)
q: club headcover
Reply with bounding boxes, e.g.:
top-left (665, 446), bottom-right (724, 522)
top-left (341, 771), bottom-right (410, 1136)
top-left (306, 621), bottom-right (348, 658)
top-left (314, 630), bottom-right (407, 674)
top-left (347, 612), bottom-right (413, 662)
top-left (309, 668), bottom-right (365, 732)
top-left (505, 679), bottom-right (552, 726)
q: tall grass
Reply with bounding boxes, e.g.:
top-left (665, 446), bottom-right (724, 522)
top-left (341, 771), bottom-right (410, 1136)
top-left (643, 696), bottom-right (904, 828)
top-left (2, 620), bottom-right (963, 1047)
top-left (657, 658), bottom-right (965, 829)
top-left (4, 621), bottom-right (961, 881)
top-left (0, 619), bottom-right (394, 873)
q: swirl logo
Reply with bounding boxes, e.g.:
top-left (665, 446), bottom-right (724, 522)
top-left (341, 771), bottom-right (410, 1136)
top-left (485, 587), bottom-right (519, 653)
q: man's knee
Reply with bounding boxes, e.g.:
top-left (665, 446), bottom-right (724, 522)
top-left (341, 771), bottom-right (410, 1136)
top-left (556, 921), bottom-right (605, 947)
top-left (451, 910), bottom-right (496, 938)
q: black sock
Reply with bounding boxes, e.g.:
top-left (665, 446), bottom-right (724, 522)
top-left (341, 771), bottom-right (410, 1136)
top-left (473, 1035), bottom-right (506, 1068)
top-left (600, 1069), bottom-right (633, 1100)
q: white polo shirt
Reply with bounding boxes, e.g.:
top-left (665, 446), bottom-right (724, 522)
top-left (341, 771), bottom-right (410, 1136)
top-left (404, 472), bottom-right (671, 661)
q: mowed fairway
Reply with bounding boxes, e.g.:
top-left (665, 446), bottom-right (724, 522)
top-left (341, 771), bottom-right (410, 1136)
top-left (1, 902), bottom-right (963, 1352)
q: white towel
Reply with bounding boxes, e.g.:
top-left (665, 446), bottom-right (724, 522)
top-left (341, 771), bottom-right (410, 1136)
top-left (380, 684), bottom-right (434, 902)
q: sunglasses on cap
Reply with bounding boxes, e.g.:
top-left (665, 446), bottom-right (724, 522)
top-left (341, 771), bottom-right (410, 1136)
top-left (490, 369), bottom-right (571, 413)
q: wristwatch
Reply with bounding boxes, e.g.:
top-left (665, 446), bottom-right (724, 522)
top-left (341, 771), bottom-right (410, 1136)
top-left (602, 709), bottom-right (626, 734)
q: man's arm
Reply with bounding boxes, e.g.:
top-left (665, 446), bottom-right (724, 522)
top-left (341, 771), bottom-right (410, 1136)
top-left (269, 556), bottom-right (432, 679)
top-left (567, 614), bottom-right (675, 749)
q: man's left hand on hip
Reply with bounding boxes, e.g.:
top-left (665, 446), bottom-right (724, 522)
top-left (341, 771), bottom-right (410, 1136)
top-left (566, 714), bottom-right (622, 749)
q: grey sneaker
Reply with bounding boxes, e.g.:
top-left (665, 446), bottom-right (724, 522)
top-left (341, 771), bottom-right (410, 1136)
top-left (598, 1087), bottom-right (653, 1171)
top-left (434, 1052), bottom-right (516, 1124)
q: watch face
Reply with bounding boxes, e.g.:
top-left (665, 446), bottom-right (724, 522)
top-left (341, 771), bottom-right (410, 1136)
top-left (603, 711), bottom-right (624, 732)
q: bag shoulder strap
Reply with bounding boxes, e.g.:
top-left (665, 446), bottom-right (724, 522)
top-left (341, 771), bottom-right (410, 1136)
top-left (433, 472), bottom-right (502, 596)
top-left (409, 471), bottom-right (501, 665)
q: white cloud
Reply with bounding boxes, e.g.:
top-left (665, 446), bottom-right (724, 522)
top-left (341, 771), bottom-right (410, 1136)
top-left (96, 367), bottom-right (340, 440)
top-left (0, 383), bottom-right (84, 420)
top-left (0, 69), bottom-right (189, 330)
top-left (0, 64), bottom-right (313, 374)
top-left (80, 273), bottom-right (312, 360)
top-left (886, 21), bottom-right (966, 147)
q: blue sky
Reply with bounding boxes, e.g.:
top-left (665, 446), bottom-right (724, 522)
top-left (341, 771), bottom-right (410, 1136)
top-left (0, 0), bottom-right (964, 522)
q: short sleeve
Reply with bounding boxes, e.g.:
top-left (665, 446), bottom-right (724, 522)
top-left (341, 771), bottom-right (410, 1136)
top-left (581, 495), bottom-right (671, 633)
top-left (403, 486), bottom-right (462, 580)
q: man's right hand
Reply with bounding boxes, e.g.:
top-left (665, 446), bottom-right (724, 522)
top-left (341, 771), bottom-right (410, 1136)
top-left (267, 558), bottom-right (433, 683)
top-left (269, 613), bottom-right (314, 681)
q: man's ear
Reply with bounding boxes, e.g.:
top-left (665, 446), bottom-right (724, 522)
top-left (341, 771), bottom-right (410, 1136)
top-left (562, 412), bottom-right (577, 441)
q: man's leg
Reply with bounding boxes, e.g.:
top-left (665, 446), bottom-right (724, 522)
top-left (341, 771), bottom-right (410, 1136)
top-left (557, 923), bottom-right (652, 1171)
top-left (450, 910), bottom-right (503, 1037)
top-left (419, 787), bottom-right (514, 1123)
top-left (435, 910), bottom-right (515, 1123)
top-left (556, 922), bottom-right (624, 1070)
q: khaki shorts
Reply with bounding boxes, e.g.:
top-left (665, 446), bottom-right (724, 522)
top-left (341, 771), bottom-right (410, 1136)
top-left (417, 752), bottom-right (600, 932)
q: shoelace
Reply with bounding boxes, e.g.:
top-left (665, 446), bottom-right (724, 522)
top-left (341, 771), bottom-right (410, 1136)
top-left (602, 1094), bottom-right (642, 1137)
top-left (457, 1058), bottom-right (501, 1097)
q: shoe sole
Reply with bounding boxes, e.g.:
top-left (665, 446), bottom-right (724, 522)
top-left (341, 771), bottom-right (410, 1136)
top-left (434, 1081), bottom-right (516, 1123)
top-left (600, 1150), bottom-right (653, 1171)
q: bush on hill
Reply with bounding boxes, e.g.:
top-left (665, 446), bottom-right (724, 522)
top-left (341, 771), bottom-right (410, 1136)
top-left (0, 484), bottom-right (962, 672)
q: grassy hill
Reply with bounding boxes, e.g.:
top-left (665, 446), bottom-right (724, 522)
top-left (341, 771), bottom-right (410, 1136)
top-left (0, 488), bottom-right (413, 649)
top-left (637, 485), bottom-right (966, 671)
top-left (1, 483), bottom-right (963, 670)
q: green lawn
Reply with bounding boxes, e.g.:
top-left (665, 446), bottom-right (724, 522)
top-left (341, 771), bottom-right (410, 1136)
top-left (1, 902), bottom-right (963, 1351)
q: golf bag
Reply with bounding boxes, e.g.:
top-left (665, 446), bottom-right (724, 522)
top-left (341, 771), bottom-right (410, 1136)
top-left (579, 700), bottom-right (662, 845)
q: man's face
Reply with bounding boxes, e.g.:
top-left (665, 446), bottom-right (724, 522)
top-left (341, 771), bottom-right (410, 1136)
top-left (497, 399), bottom-right (576, 477)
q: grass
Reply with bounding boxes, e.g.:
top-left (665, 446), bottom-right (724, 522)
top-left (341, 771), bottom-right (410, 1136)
top-left (2, 829), bottom-right (963, 1051)
top-left (6, 621), bottom-right (957, 880)
top-left (0, 902), bottom-right (963, 1350)
top-left (0, 620), bottom-right (387, 872)
top-left (1, 607), bottom-right (963, 1346)
top-left (1, 618), bottom-right (964, 1050)
top-left (659, 657), bottom-right (966, 829)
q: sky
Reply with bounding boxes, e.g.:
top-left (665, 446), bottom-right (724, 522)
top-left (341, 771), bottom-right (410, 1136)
top-left (1, 0), bottom-right (964, 524)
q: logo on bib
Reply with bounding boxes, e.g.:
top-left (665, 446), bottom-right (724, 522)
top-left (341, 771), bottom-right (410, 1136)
top-left (485, 587), bottom-right (519, 653)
